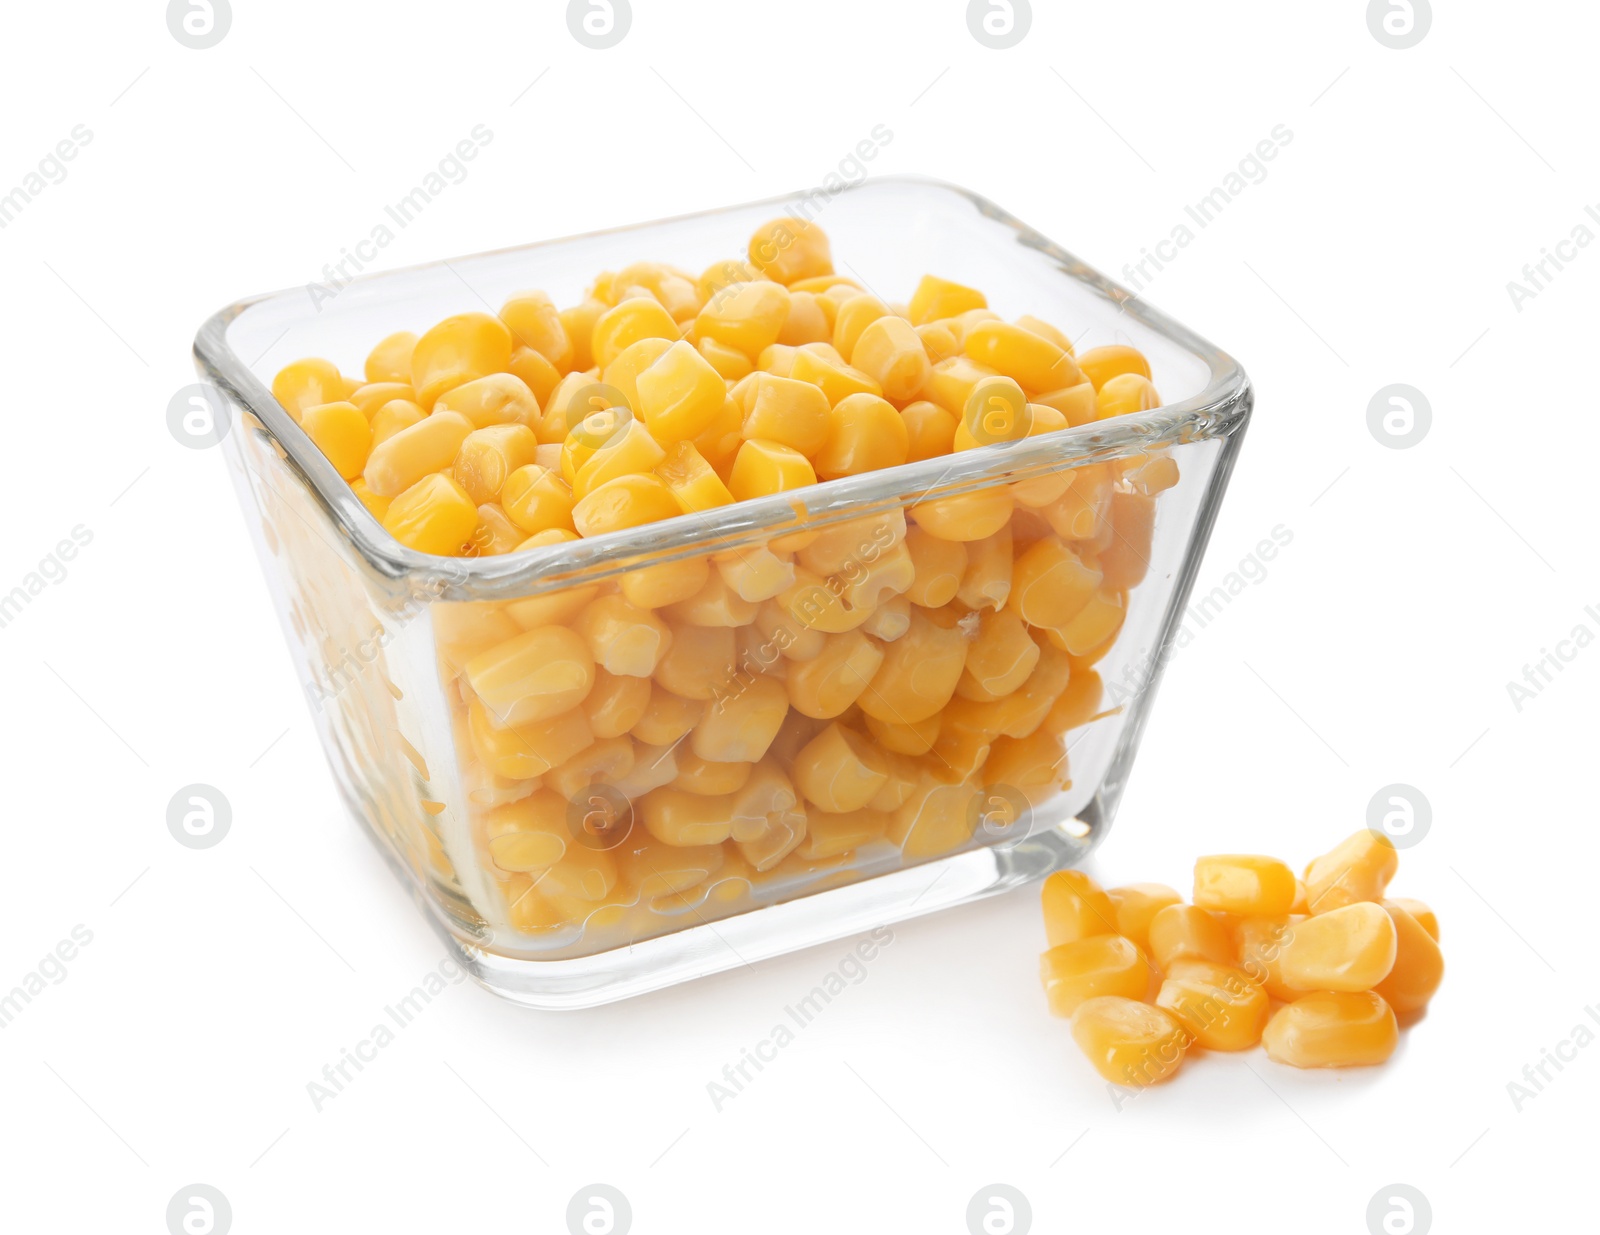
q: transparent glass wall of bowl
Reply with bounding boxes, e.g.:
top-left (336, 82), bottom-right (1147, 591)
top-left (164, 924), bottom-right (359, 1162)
top-left (197, 177), bottom-right (1249, 1005)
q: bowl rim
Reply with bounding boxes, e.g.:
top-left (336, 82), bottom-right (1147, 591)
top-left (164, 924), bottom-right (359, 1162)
top-left (193, 174), bottom-right (1251, 602)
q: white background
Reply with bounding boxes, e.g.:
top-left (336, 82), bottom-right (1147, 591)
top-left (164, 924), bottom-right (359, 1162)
top-left (1, 1), bottom-right (1594, 1232)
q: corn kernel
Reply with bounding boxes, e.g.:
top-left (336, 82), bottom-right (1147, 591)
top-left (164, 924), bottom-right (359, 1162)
top-left (1012, 536), bottom-right (1102, 628)
top-left (1014, 315), bottom-right (1073, 354)
top-left (663, 569), bottom-right (758, 627)
top-left (1075, 344), bottom-right (1151, 391)
top-left (370, 398), bottom-right (426, 447)
top-left (470, 503), bottom-right (523, 556)
top-left (364, 331), bottom-right (417, 384)
top-left (775, 290), bottom-right (831, 347)
top-left (538, 842), bottom-right (619, 904)
top-left (1278, 901), bottom-right (1398, 992)
top-left (1070, 996), bottom-right (1189, 1086)
top-left (785, 630), bottom-right (885, 719)
top-left (348, 381), bottom-right (417, 421)
top-left (410, 312), bottom-right (514, 409)
top-left (904, 526), bottom-right (967, 607)
top-left (737, 374), bottom-right (833, 455)
top-left (485, 791), bottom-right (569, 873)
top-left (955, 525), bottom-right (1012, 611)
top-left (1031, 382), bottom-right (1098, 428)
top-left (508, 346), bottom-right (562, 405)
top-left (693, 676), bottom-right (788, 763)
top-left (859, 606), bottom-right (968, 724)
top-left (749, 216), bottom-right (833, 285)
top-left (814, 393), bottom-right (909, 479)
top-left (1156, 968), bottom-right (1270, 1051)
top-left (1040, 934), bottom-right (1150, 1017)
top-left (465, 625), bottom-right (595, 726)
top-left (300, 401), bottom-right (372, 479)
top-left (433, 372), bottom-right (539, 429)
top-left (888, 776), bottom-right (977, 859)
top-left (1148, 904), bottom-right (1233, 968)
top-left (652, 625), bottom-right (737, 701)
top-left (468, 698), bottom-right (593, 779)
top-left (601, 337), bottom-right (675, 414)
top-left (620, 556), bottom-right (712, 609)
top-left (957, 609), bottom-right (1039, 701)
top-left (500, 290), bottom-right (574, 371)
top-left (573, 419), bottom-right (666, 500)
top-left (1389, 897), bottom-right (1439, 941)
top-left (909, 488), bottom-right (1015, 542)
top-left (573, 595), bottom-right (672, 677)
top-left (363, 410), bottom-right (474, 498)
top-left (963, 320), bottom-right (1081, 392)
top-left (1107, 883), bottom-right (1183, 953)
top-left (847, 314), bottom-right (931, 405)
top-left (790, 723), bottom-right (888, 813)
top-left (695, 280), bottom-right (791, 359)
top-left (454, 424), bottom-right (539, 505)
top-left (789, 345), bottom-right (883, 406)
top-left (1262, 991), bottom-right (1399, 1069)
top-left (1374, 901), bottom-right (1445, 1017)
top-left (1193, 855), bottom-right (1299, 916)
top-left (915, 321), bottom-right (961, 364)
top-left (1304, 829), bottom-right (1399, 913)
top-left (1048, 589), bottom-right (1126, 657)
top-left (272, 357), bottom-right (345, 422)
top-left (583, 669), bottom-right (652, 739)
top-left (908, 274), bottom-right (987, 325)
top-left (635, 339), bottom-right (727, 443)
top-left (715, 545), bottom-right (794, 603)
top-left (381, 473), bottom-right (478, 555)
top-left (1096, 372), bottom-right (1161, 421)
top-left (559, 300), bottom-right (606, 372)
top-left (728, 440), bottom-right (816, 501)
top-left (501, 464), bottom-right (576, 535)
top-left (1041, 870), bottom-right (1116, 946)
top-left (351, 477), bottom-right (390, 521)
top-left (669, 750), bottom-right (750, 796)
top-left (631, 683), bottom-right (704, 745)
top-left (639, 786), bottom-right (734, 847)
top-left (572, 473), bottom-right (681, 537)
top-left (591, 296), bottom-right (681, 372)
top-left (545, 735), bottom-right (636, 802)
top-left (698, 337), bottom-right (754, 380)
top-left (797, 805), bottom-right (887, 859)
top-left (1044, 664), bottom-right (1102, 733)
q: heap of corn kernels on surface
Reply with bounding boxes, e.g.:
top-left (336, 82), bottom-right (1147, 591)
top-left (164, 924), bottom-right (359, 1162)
top-left (270, 215), bottom-right (1165, 559)
top-left (1043, 830), bottom-right (1443, 1085)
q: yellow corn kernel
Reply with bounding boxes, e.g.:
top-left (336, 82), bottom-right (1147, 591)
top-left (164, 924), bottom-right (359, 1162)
top-left (748, 216), bottom-right (833, 285)
top-left (888, 776), bottom-right (977, 859)
top-left (1225, 917), bottom-right (1303, 1001)
top-left (573, 419), bottom-right (666, 500)
top-left (697, 258), bottom-right (761, 303)
top-left (698, 336), bottom-right (754, 380)
top-left (951, 376), bottom-right (1031, 450)
top-left (364, 331), bottom-right (417, 384)
top-left (362, 410), bottom-right (472, 497)
top-left (1101, 883), bottom-right (1181, 954)
top-left (468, 697), bottom-right (593, 779)
top-left (1013, 315), bottom-right (1073, 354)
top-left (432, 373), bottom-right (538, 429)
top-left (692, 676), bottom-right (789, 763)
top-left (485, 791), bottom-right (569, 873)
top-left (839, 542), bottom-right (914, 611)
top-left (635, 339), bottom-right (727, 443)
top-left (857, 713), bottom-right (931, 759)
top-left (1262, 991), bottom-right (1399, 1069)
top-left (945, 308), bottom-right (1001, 344)
top-left (1374, 902), bottom-right (1445, 1017)
top-left (1304, 829), bottom-right (1399, 913)
top-left (1148, 904), bottom-right (1233, 968)
top-left (728, 440), bottom-right (816, 501)
top-left (1044, 663), bottom-right (1102, 734)
top-left (736, 802), bottom-right (808, 871)
top-left (831, 294), bottom-right (889, 358)
top-left (300, 401), bottom-right (372, 480)
top-left (851, 314), bottom-right (932, 405)
top-left (791, 723), bottom-right (887, 813)
top-left (1012, 536), bottom-right (1102, 628)
top-left (501, 464), bottom-right (576, 535)
top-left (539, 372), bottom-right (603, 445)
top-left (930, 703), bottom-right (993, 780)
top-left (601, 337), bottom-right (674, 413)
top-left (956, 525), bottom-right (1013, 611)
top-left (631, 683), bottom-right (704, 745)
top-left (1278, 901), bottom-right (1398, 992)
top-left (777, 290), bottom-right (831, 346)
top-left (785, 630), bottom-right (885, 719)
top-left (1096, 372), bottom-right (1161, 421)
top-left (465, 625), bottom-right (595, 726)
top-left (755, 601), bottom-right (826, 661)
top-left (858, 607), bottom-right (967, 724)
top-left (454, 424), bottom-right (539, 506)
top-left (963, 320), bottom-right (1081, 393)
top-left (663, 569), bottom-right (758, 627)
top-left (350, 477), bottom-right (390, 522)
top-left (1040, 934), bottom-right (1150, 1017)
top-left (615, 261), bottom-right (702, 322)
top-left (957, 609), bottom-right (1039, 702)
top-left (692, 394), bottom-right (744, 479)
top-left (620, 556), bottom-right (712, 609)
top-left (908, 273), bottom-right (987, 325)
top-left (756, 343), bottom-right (798, 376)
top-left (1048, 589), bottom-right (1126, 657)
top-left (794, 509), bottom-right (905, 575)
top-left (537, 841), bottom-right (619, 904)
top-left (986, 641), bottom-right (1072, 739)
top-left (381, 473), bottom-right (478, 555)
top-left (915, 321), bottom-right (961, 364)
top-left (1031, 382), bottom-right (1099, 428)
top-left (641, 786), bottom-right (734, 846)
top-left (813, 393), bottom-right (909, 479)
top-left (739, 373), bottom-right (833, 455)
top-left (652, 625), bottom-right (737, 701)
top-left (671, 751), bottom-right (750, 796)
top-left (1389, 897), bottom-right (1439, 941)
top-left (508, 346), bottom-right (561, 405)
top-left (571, 473), bottom-right (680, 537)
top-left (583, 669), bottom-right (652, 739)
top-left (561, 406), bottom-right (632, 485)
top-left (715, 546), bottom-right (794, 603)
top-left (1040, 869), bottom-right (1116, 946)
top-left (545, 734), bottom-right (636, 802)
top-left (369, 399), bottom-right (426, 447)
top-left (470, 503), bottom-right (523, 556)
top-left (652, 440), bottom-right (734, 515)
top-left (983, 728), bottom-right (1066, 788)
top-left (573, 595), bottom-right (672, 677)
top-left (348, 381), bottom-right (417, 420)
top-left (272, 357), bottom-right (345, 422)
top-left (1193, 855), bottom-right (1299, 916)
top-left (909, 488), bottom-right (1015, 542)
top-left (500, 290), bottom-right (574, 372)
top-left (436, 603), bottom-right (525, 671)
top-left (410, 312), bottom-right (514, 410)
top-left (797, 805), bottom-right (887, 859)
top-left (1075, 344), bottom-right (1151, 392)
top-left (1071, 995), bottom-right (1190, 1086)
top-left (591, 296), bottom-right (681, 372)
top-left (695, 280), bottom-right (791, 359)
top-left (616, 833), bottom-right (724, 900)
top-left (902, 526), bottom-right (967, 607)
top-left (558, 300), bottom-right (606, 372)
top-left (790, 345), bottom-right (884, 407)
top-left (1155, 968), bottom-right (1271, 1051)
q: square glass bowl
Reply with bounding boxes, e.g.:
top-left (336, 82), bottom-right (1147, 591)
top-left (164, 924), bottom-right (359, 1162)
top-left (193, 177), bottom-right (1250, 1009)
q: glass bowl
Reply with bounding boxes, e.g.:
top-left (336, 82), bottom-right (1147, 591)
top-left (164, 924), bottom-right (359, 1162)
top-left (193, 176), bottom-right (1250, 1008)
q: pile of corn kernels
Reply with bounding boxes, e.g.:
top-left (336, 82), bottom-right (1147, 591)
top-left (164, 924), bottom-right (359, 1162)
top-left (1042, 830), bottom-right (1443, 1084)
top-left (272, 217), bottom-right (1178, 944)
